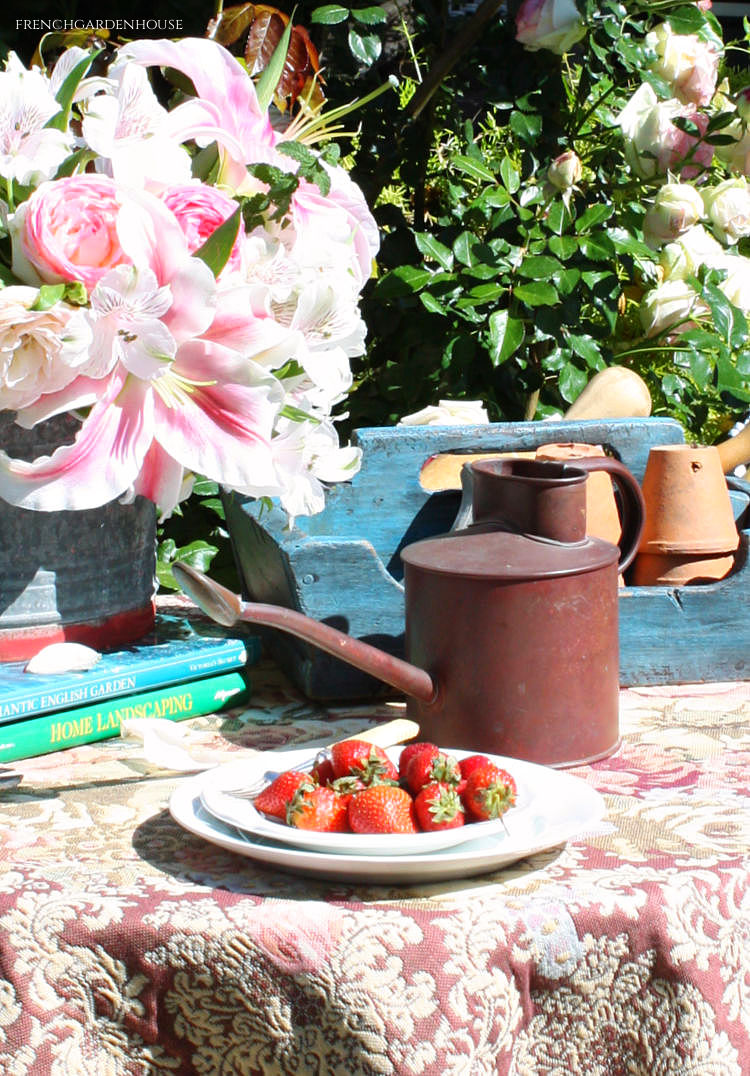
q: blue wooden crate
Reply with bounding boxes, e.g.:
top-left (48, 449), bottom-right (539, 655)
top-left (222, 417), bottom-right (750, 697)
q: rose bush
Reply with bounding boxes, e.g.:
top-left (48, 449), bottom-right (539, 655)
top-left (339, 0), bottom-right (750, 441)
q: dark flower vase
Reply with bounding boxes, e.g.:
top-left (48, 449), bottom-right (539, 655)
top-left (0, 414), bottom-right (157, 662)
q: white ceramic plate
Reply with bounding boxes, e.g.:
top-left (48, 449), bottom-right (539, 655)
top-left (171, 754), bottom-right (606, 883)
top-left (199, 746), bottom-right (526, 856)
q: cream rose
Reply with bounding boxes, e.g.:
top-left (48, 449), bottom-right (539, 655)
top-left (646, 22), bottom-right (720, 108)
top-left (515, 0), bottom-right (585, 55)
top-left (660, 224), bottom-right (724, 280)
top-left (398, 400), bottom-right (490, 425)
top-left (618, 83), bottom-right (713, 180)
top-left (643, 183), bottom-right (705, 247)
top-left (0, 286), bottom-right (93, 412)
top-left (640, 279), bottom-right (708, 337)
top-left (702, 177), bottom-right (750, 245)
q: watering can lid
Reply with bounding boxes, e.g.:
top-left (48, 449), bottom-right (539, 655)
top-left (400, 528), bottom-right (617, 581)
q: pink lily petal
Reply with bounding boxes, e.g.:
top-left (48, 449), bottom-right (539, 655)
top-left (116, 192), bottom-right (217, 340)
top-left (12, 375), bottom-right (108, 428)
top-left (132, 440), bottom-right (187, 516)
top-left (154, 341), bottom-right (281, 494)
top-left (0, 375), bottom-right (153, 510)
top-left (117, 38), bottom-right (276, 162)
top-left (207, 284), bottom-right (301, 362)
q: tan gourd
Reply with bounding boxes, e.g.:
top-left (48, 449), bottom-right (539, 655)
top-left (563, 366), bottom-right (652, 421)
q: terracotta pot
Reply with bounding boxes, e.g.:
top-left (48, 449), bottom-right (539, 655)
top-left (535, 443), bottom-right (622, 546)
top-left (631, 550), bottom-right (736, 587)
top-left (637, 444), bottom-right (739, 555)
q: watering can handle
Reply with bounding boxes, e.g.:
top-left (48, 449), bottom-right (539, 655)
top-left (572, 456), bottom-right (646, 572)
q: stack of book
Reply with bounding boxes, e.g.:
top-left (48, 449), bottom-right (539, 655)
top-left (0, 613), bottom-right (261, 764)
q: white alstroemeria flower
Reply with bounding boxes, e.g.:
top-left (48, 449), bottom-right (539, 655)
top-left (289, 346), bottom-right (354, 412)
top-left (81, 64), bottom-right (193, 187)
top-left (273, 281), bottom-right (368, 358)
top-left (89, 265), bottom-right (177, 381)
top-left (0, 53), bottom-right (75, 185)
top-left (271, 414), bottom-right (361, 521)
top-left (243, 234), bottom-right (302, 303)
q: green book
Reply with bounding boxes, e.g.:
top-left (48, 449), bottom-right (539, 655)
top-left (0, 669), bottom-right (250, 764)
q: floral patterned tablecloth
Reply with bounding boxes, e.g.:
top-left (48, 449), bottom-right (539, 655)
top-left (0, 652), bottom-right (748, 1075)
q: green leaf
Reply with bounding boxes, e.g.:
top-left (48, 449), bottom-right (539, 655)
top-left (510, 111), bottom-right (542, 144)
top-left (688, 350), bottom-right (713, 389)
top-left (553, 267), bottom-right (581, 296)
top-left (54, 148), bottom-right (96, 179)
top-left (465, 283), bottom-right (506, 302)
top-left (256, 17), bottom-right (294, 112)
top-left (311, 3), bottom-right (350, 22)
top-left (30, 284), bottom-right (66, 311)
top-left (566, 333), bottom-right (602, 366)
top-left (488, 311), bottom-right (525, 366)
top-left (546, 200), bottom-right (571, 236)
top-left (667, 4), bottom-right (709, 34)
top-left (452, 154), bottom-right (497, 183)
top-left (277, 141), bottom-right (331, 196)
top-left (351, 5), bottom-right (388, 23)
top-left (192, 142), bottom-right (222, 184)
top-left (559, 362), bottom-right (589, 403)
top-left (500, 158), bottom-right (520, 194)
top-left (575, 204), bottom-right (614, 231)
top-left (348, 28), bottom-right (382, 64)
top-left (577, 234), bottom-right (615, 261)
top-left (374, 266), bottom-right (433, 297)
top-left (415, 233), bottom-right (454, 270)
top-left (192, 207), bottom-right (241, 278)
top-left (518, 255), bottom-right (563, 279)
top-left (47, 50), bottom-right (95, 131)
top-left (513, 281), bottom-right (559, 306)
top-left (420, 292), bottom-right (448, 315)
top-left (453, 231), bottom-right (478, 266)
top-left (548, 235), bottom-right (579, 259)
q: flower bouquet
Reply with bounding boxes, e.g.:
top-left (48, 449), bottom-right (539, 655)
top-left (0, 32), bottom-right (377, 521)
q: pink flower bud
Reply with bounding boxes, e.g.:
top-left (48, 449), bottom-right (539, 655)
top-left (547, 150), bottom-right (582, 191)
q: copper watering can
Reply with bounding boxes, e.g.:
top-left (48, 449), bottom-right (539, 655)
top-left (174, 456), bottom-right (645, 767)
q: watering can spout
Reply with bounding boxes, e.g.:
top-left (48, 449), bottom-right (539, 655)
top-left (172, 562), bottom-right (439, 706)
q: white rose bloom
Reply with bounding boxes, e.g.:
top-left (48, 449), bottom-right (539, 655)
top-left (0, 53), bottom-right (75, 185)
top-left (640, 279), bottom-right (708, 337)
top-left (645, 22), bottom-right (719, 107)
top-left (703, 177), bottom-right (750, 244)
top-left (643, 183), bottom-right (705, 248)
top-left (714, 253), bottom-right (750, 312)
top-left (399, 400), bottom-right (490, 425)
top-left (0, 286), bottom-right (93, 412)
top-left (660, 225), bottom-right (724, 280)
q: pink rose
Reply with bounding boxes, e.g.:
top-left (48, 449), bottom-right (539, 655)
top-left (515, 0), bottom-right (585, 54)
top-left (11, 175), bottom-right (130, 289)
top-left (618, 83), bottom-right (713, 180)
top-left (646, 23), bottom-right (719, 108)
top-left (160, 182), bottom-right (245, 276)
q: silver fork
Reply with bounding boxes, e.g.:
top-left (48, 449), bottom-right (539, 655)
top-left (220, 717), bottom-right (419, 799)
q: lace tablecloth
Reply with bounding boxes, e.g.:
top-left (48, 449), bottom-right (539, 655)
top-left (0, 652), bottom-right (748, 1074)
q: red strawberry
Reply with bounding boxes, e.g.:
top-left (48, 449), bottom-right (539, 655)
top-left (287, 785), bottom-right (350, 832)
top-left (462, 764), bottom-right (517, 821)
top-left (348, 785), bottom-right (418, 834)
top-left (330, 774), bottom-right (368, 809)
top-left (310, 755), bottom-right (335, 786)
top-left (456, 753), bottom-right (492, 794)
top-left (330, 739), bottom-right (398, 783)
top-left (405, 747), bottom-right (460, 795)
top-left (254, 770), bottom-right (311, 820)
top-left (414, 781), bottom-right (465, 832)
top-left (398, 741), bottom-right (438, 782)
